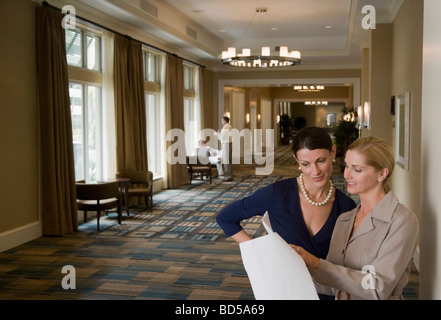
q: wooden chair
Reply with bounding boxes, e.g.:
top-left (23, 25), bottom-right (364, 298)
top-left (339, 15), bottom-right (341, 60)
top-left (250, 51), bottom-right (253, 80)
top-left (116, 170), bottom-right (153, 212)
top-left (186, 156), bottom-right (212, 184)
top-left (76, 181), bottom-right (122, 231)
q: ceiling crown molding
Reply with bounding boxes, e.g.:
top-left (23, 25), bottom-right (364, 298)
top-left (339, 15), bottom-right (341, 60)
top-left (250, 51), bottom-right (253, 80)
top-left (377, 0), bottom-right (405, 23)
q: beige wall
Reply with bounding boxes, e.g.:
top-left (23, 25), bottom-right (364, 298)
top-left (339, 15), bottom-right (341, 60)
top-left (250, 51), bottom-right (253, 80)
top-left (369, 24), bottom-right (393, 142)
top-left (202, 68), bottom-right (214, 129)
top-left (390, 0), bottom-right (423, 233)
top-left (366, 0), bottom-right (423, 269)
top-left (0, 0), bottom-right (41, 249)
top-left (420, 0), bottom-right (441, 300)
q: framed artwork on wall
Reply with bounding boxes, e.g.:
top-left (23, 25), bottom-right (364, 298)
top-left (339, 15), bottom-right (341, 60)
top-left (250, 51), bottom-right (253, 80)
top-left (395, 92), bottom-right (411, 170)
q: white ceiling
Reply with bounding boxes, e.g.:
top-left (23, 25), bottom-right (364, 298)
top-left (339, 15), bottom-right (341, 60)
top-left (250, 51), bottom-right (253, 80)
top-left (72, 0), bottom-right (404, 70)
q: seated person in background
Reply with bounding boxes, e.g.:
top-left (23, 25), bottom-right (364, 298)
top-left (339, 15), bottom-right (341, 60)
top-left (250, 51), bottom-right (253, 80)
top-left (197, 140), bottom-right (224, 177)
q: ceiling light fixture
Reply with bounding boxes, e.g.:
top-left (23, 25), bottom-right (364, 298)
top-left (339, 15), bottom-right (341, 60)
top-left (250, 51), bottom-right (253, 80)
top-left (221, 8), bottom-right (302, 68)
top-left (305, 101), bottom-right (328, 106)
top-left (294, 85), bottom-right (325, 92)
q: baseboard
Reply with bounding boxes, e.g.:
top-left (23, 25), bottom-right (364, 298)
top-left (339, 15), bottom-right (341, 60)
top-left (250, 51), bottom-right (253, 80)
top-left (0, 221), bottom-right (42, 253)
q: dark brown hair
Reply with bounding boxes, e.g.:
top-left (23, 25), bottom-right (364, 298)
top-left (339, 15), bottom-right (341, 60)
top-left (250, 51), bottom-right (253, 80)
top-left (292, 127), bottom-right (333, 157)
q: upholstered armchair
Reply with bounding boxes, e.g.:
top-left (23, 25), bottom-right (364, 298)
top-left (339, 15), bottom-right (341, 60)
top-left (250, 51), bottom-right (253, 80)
top-left (186, 156), bottom-right (212, 184)
top-left (116, 170), bottom-right (153, 212)
top-left (76, 181), bottom-right (122, 231)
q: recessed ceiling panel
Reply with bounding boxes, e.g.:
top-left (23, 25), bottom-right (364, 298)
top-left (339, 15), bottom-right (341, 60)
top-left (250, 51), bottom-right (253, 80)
top-left (163, 0), bottom-right (352, 52)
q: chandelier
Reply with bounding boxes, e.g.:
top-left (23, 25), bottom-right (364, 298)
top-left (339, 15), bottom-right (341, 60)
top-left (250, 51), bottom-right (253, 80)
top-left (221, 8), bottom-right (302, 68)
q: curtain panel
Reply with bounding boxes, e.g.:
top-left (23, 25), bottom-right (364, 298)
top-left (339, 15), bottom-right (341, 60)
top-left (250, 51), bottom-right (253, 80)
top-left (166, 54), bottom-right (188, 188)
top-left (114, 34), bottom-right (147, 172)
top-left (36, 7), bottom-right (78, 236)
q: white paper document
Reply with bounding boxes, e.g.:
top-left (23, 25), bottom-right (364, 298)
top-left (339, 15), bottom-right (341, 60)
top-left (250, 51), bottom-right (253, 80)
top-left (239, 212), bottom-right (319, 300)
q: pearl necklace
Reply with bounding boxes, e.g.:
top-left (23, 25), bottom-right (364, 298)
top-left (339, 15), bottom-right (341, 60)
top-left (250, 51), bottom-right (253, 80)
top-left (299, 174), bottom-right (334, 206)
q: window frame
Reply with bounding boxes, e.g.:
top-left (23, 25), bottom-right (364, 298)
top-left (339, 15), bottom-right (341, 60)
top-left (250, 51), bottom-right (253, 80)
top-left (143, 47), bottom-right (165, 180)
top-left (66, 22), bottom-right (103, 71)
top-left (66, 23), bottom-right (104, 182)
top-left (183, 63), bottom-right (198, 155)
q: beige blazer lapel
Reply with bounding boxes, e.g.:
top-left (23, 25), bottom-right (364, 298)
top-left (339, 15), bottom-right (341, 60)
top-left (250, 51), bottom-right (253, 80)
top-left (349, 212), bottom-right (375, 243)
top-left (338, 211), bottom-right (357, 248)
top-left (348, 192), bottom-right (399, 243)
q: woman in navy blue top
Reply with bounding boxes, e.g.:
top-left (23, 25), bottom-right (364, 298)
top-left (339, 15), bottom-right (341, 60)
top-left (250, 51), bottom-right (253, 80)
top-left (216, 127), bottom-right (356, 300)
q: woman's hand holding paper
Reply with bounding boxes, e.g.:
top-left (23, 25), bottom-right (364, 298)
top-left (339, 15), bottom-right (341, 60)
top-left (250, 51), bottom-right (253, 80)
top-left (290, 245), bottom-right (320, 270)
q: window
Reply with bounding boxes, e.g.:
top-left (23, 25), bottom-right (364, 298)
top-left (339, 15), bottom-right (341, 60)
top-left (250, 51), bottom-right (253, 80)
top-left (66, 28), bottom-right (82, 67)
top-left (145, 93), bottom-right (161, 176)
top-left (66, 28), bottom-right (102, 71)
top-left (69, 83), bottom-right (102, 182)
top-left (143, 48), bottom-right (164, 179)
top-left (70, 83), bottom-right (84, 179)
top-left (183, 63), bottom-right (197, 155)
top-left (184, 97), bottom-right (197, 155)
top-left (183, 64), bottom-right (193, 90)
top-left (143, 51), bottom-right (159, 83)
top-left (66, 25), bottom-right (104, 182)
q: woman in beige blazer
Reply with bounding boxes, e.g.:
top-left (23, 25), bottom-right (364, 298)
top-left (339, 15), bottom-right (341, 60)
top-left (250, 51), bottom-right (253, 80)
top-left (293, 137), bottom-right (419, 300)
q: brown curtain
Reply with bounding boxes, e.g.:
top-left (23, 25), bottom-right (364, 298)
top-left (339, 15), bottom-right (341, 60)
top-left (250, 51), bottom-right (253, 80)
top-left (36, 7), bottom-right (78, 235)
top-left (166, 54), bottom-right (188, 188)
top-left (114, 34), bottom-right (147, 172)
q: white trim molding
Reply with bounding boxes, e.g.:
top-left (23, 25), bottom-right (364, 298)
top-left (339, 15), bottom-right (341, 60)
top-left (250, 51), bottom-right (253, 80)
top-left (0, 221), bottom-right (42, 253)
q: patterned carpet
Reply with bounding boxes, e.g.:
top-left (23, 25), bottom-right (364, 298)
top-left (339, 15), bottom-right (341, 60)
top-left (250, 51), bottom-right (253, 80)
top-left (0, 146), bottom-right (418, 301)
top-left (82, 176), bottom-right (282, 242)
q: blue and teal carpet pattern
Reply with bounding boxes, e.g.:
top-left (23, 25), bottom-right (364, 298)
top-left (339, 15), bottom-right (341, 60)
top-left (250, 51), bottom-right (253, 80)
top-left (82, 175), bottom-right (285, 242)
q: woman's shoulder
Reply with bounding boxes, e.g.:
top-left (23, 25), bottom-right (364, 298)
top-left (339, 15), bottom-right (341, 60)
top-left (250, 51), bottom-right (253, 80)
top-left (272, 177), bottom-right (298, 191)
top-left (374, 192), bottom-right (417, 223)
top-left (389, 194), bottom-right (419, 225)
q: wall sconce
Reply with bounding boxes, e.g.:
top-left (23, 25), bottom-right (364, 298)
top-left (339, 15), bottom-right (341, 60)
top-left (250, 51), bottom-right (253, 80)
top-left (357, 105), bottom-right (363, 127)
top-left (224, 112), bottom-right (231, 119)
top-left (257, 114), bottom-right (261, 122)
top-left (276, 115), bottom-right (280, 124)
top-left (363, 102), bottom-right (371, 130)
top-left (246, 113), bottom-right (250, 124)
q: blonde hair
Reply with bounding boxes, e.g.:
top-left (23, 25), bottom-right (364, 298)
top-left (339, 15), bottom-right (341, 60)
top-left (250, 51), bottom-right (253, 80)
top-left (347, 137), bottom-right (395, 193)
